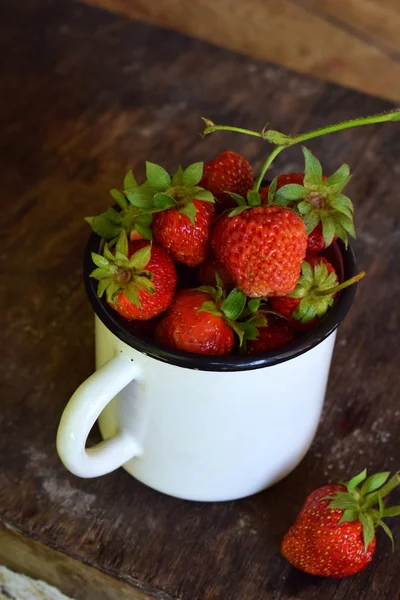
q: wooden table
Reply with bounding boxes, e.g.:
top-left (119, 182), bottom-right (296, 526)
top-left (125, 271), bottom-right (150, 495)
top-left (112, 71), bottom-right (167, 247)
top-left (0, 1), bottom-right (399, 599)
top-left (84, 0), bottom-right (400, 103)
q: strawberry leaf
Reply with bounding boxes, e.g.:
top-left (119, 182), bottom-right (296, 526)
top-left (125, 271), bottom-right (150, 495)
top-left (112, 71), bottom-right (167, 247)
top-left (267, 176), bottom-right (278, 205)
top-left (134, 224), bottom-right (153, 240)
top-left (145, 162), bottom-right (171, 191)
top-left (302, 211), bottom-right (320, 235)
top-left (327, 492), bottom-right (358, 510)
top-left (110, 188), bottom-right (128, 211)
top-left (125, 283), bottom-right (141, 307)
top-left (91, 253), bottom-right (109, 268)
top-left (183, 162), bottom-right (203, 187)
top-left (171, 165), bottom-right (184, 186)
top-left (154, 193), bottom-right (178, 209)
top-left (103, 245), bottom-right (115, 262)
top-left (97, 278), bottom-right (112, 298)
top-left (324, 164), bottom-right (351, 194)
top-left (105, 282), bottom-right (120, 305)
top-left (321, 214), bottom-right (336, 247)
top-left (198, 301), bottom-right (222, 317)
top-left (228, 192), bottom-right (246, 206)
top-left (134, 276), bottom-right (155, 294)
top-left (359, 512), bottom-right (375, 551)
top-left (179, 202), bottom-right (197, 225)
top-left (129, 244), bottom-right (151, 270)
top-left (124, 169), bottom-right (137, 190)
top-left (135, 212), bottom-right (153, 227)
top-left (116, 231), bottom-right (128, 257)
top-left (361, 472), bottom-right (391, 496)
top-left (90, 267), bottom-right (112, 280)
top-left (297, 201), bottom-right (312, 214)
top-left (302, 147), bottom-right (323, 187)
top-left (382, 506), bottom-right (400, 518)
top-left (229, 206), bottom-right (250, 217)
top-left (338, 508), bottom-right (359, 524)
top-left (275, 184), bottom-right (307, 202)
top-left (221, 289), bottom-right (246, 320)
top-left (126, 183), bottom-right (156, 209)
top-left (235, 321), bottom-right (259, 341)
top-left (347, 469), bottom-right (368, 493)
top-left (248, 299), bottom-right (261, 313)
top-left (193, 189), bottom-right (214, 203)
top-left (85, 213), bottom-right (123, 240)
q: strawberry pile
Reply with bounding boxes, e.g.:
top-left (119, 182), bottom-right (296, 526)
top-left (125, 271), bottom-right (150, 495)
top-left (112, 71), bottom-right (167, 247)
top-left (87, 145), bottom-right (365, 356)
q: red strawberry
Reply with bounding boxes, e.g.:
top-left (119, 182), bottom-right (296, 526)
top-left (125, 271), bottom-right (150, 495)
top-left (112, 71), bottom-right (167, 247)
top-left (200, 151), bottom-right (254, 212)
top-left (198, 256), bottom-right (235, 289)
top-left (90, 235), bottom-right (177, 320)
top-left (153, 200), bottom-right (214, 267)
top-left (246, 316), bottom-right (295, 354)
top-left (156, 286), bottom-right (260, 355)
top-left (260, 170), bottom-right (338, 253)
top-left (281, 470), bottom-right (400, 577)
top-left (212, 205), bottom-right (307, 298)
top-left (155, 289), bottom-right (234, 355)
top-left (123, 161), bottom-right (216, 267)
top-left (270, 255), bottom-right (364, 330)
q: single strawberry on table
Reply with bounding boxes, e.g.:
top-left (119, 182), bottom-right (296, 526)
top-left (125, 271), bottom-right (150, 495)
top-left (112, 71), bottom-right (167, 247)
top-left (270, 255), bottom-right (365, 330)
top-left (90, 233), bottom-right (177, 320)
top-left (282, 469), bottom-right (400, 577)
top-left (199, 150), bottom-right (254, 212)
top-left (212, 191), bottom-right (308, 298)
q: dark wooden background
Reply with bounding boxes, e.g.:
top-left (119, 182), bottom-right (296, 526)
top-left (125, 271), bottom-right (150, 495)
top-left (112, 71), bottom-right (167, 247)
top-left (0, 1), bottom-right (399, 599)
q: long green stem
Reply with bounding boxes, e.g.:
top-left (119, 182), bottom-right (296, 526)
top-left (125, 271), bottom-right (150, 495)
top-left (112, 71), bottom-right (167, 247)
top-left (202, 110), bottom-right (400, 187)
top-left (255, 146), bottom-right (284, 191)
top-left (279, 111), bottom-right (400, 147)
top-left (315, 271), bottom-right (366, 297)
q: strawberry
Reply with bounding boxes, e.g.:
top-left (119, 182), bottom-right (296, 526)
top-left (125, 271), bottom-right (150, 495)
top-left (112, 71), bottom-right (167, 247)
top-left (212, 193), bottom-right (307, 297)
top-left (156, 286), bottom-right (266, 355)
top-left (200, 151), bottom-right (254, 212)
top-left (268, 148), bottom-right (353, 251)
top-left (260, 170), bottom-right (339, 253)
top-left (270, 255), bottom-right (364, 330)
top-left (246, 316), bottom-right (296, 354)
top-left (198, 256), bottom-right (235, 289)
top-left (281, 469), bottom-right (400, 577)
top-left (90, 234), bottom-right (177, 320)
top-left (152, 199), bottom-right (214, 267)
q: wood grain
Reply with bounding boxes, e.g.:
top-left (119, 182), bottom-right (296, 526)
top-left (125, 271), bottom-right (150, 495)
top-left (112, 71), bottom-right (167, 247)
top-left (0, 1), bottom-right (399, 599)
top-left (82, 0), bottom-right (400, 103)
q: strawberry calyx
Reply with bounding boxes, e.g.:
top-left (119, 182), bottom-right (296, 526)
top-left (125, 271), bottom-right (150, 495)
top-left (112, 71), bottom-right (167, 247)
top-left (267, 147), bottom-right (355, 247)
top-left (125, 162), bottom-right (215, 225)
top-left (226, 189), bottom-right (263, 216)
top-left (90, 232), bottom-right (155, 308)
top-left (196, 279), bottom-right (267, 346)
top-left (86, 170), bottom-right (153, 243)
top-left (324, 470), bottom-right (400, 551)
top-left (289, 260), bottom-right (365, 324)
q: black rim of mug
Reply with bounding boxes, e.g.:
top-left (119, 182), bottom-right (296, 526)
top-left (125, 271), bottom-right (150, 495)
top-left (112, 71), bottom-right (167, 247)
top-left (83, 230), bottom-right (359, 371)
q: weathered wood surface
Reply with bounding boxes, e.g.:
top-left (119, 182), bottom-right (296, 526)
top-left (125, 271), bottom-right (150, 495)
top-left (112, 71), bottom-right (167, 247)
top-left (83, 0), bottom-right (400, 103)
top-left (0, 1), bottom-right (399, 599)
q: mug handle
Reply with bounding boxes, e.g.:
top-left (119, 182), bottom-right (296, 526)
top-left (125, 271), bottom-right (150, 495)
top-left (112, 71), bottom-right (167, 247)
top-left (56, 354), bottom-right (142, 478)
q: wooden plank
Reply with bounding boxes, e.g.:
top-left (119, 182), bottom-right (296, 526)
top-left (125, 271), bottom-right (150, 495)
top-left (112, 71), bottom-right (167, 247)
top-left (0, 1), bottom-right (399, 599)
top-left (82, 0), bottom-right (400, 103)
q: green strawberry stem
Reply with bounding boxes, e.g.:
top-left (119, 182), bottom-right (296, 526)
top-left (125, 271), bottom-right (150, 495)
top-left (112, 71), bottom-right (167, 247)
top-left (202, 110), bottom-right (400, 191)
top-left (314, 270), bottom-right (365, 298)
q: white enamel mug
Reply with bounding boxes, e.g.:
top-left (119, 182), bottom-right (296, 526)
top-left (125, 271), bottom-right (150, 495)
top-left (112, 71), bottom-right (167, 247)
top-left (57, 237), bottom-right (358, 502)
